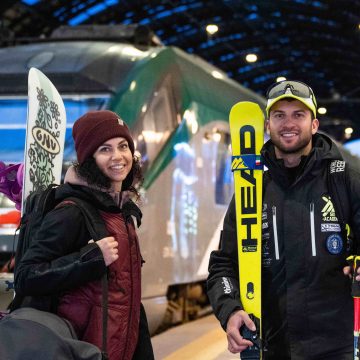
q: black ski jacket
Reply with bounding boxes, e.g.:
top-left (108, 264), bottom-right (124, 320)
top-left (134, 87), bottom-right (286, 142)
top-left (207, 133), bottom-right (360, 359)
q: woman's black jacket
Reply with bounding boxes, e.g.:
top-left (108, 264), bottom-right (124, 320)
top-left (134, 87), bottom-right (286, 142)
top-left (13, 183), bottom-right (119, 311)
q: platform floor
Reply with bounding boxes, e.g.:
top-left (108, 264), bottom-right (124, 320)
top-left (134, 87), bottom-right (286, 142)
top-left (152, 314), bottom-right (239, 360)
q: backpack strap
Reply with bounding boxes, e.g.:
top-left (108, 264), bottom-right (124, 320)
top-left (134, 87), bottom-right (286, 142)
top-left (327, 160), bottom-right (350, 240)
top-left (57, 197), bottom-right (108, 240)
top-left (56, 197), bottom-right (109, 359)
top-left (101, 272), bottom-right (109, 360)
top-left (122, 199), bottom-right (142, 227)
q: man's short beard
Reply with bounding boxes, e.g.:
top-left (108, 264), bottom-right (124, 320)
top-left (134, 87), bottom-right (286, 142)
top-left (272, 136), bottom-right (312, 155)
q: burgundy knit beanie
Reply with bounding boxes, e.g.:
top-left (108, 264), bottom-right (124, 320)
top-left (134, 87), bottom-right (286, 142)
top-left (72, 110), bottom-right (135, 164)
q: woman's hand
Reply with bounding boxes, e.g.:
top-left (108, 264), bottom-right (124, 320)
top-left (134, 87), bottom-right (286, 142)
top-left (89, 237), bottom-right (118, 266)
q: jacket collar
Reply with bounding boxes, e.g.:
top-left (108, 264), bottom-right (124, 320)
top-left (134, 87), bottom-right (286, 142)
top-left (59, 166), bottom-right (142, 226)
top-left (261, 133), bottom-right (343, 188)
top-left (64, 165), bottom-right (123, 206)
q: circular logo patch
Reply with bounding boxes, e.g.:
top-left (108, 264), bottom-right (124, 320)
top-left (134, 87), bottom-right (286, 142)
top-left (326, 234), bottom-right (343, 255)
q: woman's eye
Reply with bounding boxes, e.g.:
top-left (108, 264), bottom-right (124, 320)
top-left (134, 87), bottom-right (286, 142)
top-left (99, 147), bottom-right (110, 152)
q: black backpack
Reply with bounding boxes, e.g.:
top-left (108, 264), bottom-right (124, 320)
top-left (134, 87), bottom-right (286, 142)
top-left (0, 307), bottom-right (103, 360)
top-left (9, 183), bottom-right (110, 359)
top-left (11, 184), bottom-right (108, 307)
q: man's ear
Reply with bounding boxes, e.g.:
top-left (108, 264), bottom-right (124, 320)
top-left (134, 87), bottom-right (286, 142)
top-left (265, 119), bottom-right (270, 135)
top-left (312, 118), bottom-right (319, 134)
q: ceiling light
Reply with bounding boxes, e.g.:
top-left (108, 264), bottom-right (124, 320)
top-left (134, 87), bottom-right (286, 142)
top-left (245, 54), bottom-right (257, 63)
top-left (213, 132), bottom-right (221, 142)
top-left (276, 76), bottom-right (286, 82)
top-left (345, 127), bottom-right (353, 139)
top-left (129, 81), bottom-right (136, 91)
top-left (211, 70), bottom-right (224, 79)
top-left (206, 24), bottom-right (219, 35)
top-left (318, 107), bottom-right (327, 114)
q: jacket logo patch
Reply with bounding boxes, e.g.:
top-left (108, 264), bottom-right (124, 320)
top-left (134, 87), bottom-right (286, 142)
top-left (326, 234), bottom-right (343, 254)
top-left (262, 203), bottom-right (268, 230)
top-left (321, 223), bottom-right (341, 232)
top-left (221, 277), bottom-right (232, 294)
top-left (321, 196), bottom-right (338, 222)
top-left (329, 160), bottom-right (345, 173)
top-left (262, 233), bottom-right (272, 267)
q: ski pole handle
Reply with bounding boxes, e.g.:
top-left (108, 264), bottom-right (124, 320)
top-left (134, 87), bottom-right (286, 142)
top-left (240, 314), bottom-right (263, 359)
top-left (347, 255), bottom-right (360, 298)
top-left (346, 255), bottom-right (360, 360)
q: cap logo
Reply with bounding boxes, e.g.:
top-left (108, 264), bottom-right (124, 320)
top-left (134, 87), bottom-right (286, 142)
top-left (117, 118), bottom-right (124, 126)
top-left (285, 87), bottom-right (292, 95)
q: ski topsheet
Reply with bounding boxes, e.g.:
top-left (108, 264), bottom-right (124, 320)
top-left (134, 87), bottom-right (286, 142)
top-left (229, 101), bottom-right (264, 359)
top-left (22, 68), bottom-right (66, 214)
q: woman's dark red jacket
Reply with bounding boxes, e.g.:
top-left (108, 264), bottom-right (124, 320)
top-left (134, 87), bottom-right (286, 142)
top-left (15, 183), bottom-right (143, 360)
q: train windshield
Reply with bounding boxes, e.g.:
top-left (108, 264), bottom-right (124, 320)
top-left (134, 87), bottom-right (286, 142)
top-left (0, 94), bottom-right (110, 164)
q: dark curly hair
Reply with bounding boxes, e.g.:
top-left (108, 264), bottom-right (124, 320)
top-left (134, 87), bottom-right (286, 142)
top-left (73, 155), bottom-right (143, 198)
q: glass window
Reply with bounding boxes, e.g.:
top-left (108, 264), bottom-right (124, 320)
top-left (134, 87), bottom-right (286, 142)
top-left (132, 74), bottom-right (178, 171)
top-left (0, 95), bottom-right (110, 164)
top-left (215, 131), bottom-right (233, 205)
top-left (0, 94), bottom-right (111, 208)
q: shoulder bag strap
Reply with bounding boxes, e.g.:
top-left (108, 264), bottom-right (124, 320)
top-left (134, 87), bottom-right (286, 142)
top-left (56, 197), bottom-right (109, 357)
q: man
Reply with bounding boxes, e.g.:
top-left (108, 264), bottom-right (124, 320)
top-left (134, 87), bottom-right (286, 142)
top-left (207, 80), bottom-right (360, 359)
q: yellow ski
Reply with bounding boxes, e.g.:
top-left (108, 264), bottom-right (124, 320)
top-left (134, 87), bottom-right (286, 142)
top-left (229, 101), bottom-right (264, 359)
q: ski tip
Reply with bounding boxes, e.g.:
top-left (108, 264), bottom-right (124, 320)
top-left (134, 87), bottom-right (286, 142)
top-left (28, 67), bottom-right (66, 115)
top-left (229, 101), bottom-right (265, 126)
top-left (28, 67), bottom-right (41, 77)
top-left (230, 101), bottom-right (263, 114)
top-left (28, 67), bottom-right (55, 87)
top-left (28, 67), bottom-right (49, 82)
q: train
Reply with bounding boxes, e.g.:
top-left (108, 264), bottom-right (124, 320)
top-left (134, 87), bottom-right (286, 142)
top-left (0, 24), bottom-right (357, 334)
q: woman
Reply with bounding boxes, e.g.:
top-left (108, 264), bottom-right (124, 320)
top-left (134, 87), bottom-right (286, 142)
top-left (14, 110), bottom-right (154, 360)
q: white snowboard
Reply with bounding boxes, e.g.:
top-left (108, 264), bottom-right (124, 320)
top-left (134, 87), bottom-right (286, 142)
top-left (21, 68), bottom-right (66, 213)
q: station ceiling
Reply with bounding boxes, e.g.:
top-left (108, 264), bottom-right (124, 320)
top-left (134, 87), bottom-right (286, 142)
top-left (1, 0), bottom-right (360, 142)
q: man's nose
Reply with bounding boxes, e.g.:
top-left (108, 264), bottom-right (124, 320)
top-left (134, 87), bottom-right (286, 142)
top-left (282, 115), bottom-right (295, 124)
